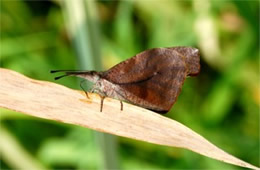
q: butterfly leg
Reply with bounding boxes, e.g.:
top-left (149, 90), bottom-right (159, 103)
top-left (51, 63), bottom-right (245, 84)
top-left (91, 87), bottom-right (106, 112)
top-left (80, 80), bottom-right (89, 99)
top-left (100, 95), bottom-right (105, 112)
top-left (120, 101), bottom-right (123, 111)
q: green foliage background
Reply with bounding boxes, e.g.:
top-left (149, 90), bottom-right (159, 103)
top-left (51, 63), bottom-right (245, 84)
top-left (0, 0), bottom-right (259, 169)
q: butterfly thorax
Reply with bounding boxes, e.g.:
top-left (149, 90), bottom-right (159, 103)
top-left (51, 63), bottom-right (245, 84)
top-left (92, 78), bottom-right (126, 101)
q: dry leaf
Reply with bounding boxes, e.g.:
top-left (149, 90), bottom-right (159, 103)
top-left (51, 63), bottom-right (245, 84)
top-left (0, 68), bottom-right (258, 169)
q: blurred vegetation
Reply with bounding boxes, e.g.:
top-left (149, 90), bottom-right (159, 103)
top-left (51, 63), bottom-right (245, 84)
top-left (0, 0), bottom-right (259, 169)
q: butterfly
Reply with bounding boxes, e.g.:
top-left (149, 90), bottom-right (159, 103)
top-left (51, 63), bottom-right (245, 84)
top-left (51, 47), bottom-right (200, 113)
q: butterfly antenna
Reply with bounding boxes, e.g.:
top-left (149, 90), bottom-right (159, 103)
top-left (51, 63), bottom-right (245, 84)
top-left (50, 70), bottom-right (85, 73)
top-left (54, 74), bottom-right (69, 80)
top-left (50, 70), bottom-right (95, 80)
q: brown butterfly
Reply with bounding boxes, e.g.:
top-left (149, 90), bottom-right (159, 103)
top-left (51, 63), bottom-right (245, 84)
top-left (51, 47), bottom-right (200, 113)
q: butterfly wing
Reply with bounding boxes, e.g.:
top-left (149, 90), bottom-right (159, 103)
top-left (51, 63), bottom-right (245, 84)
top-left (168, 47), bottom-right (200, 76)
top-left (102, 48), bottom-right (188, 112)
top-left (101, 48), bottom-right (166, 84)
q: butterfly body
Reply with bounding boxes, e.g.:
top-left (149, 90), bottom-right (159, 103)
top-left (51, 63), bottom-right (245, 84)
top-left (51, 47), bottom-right (200, 113)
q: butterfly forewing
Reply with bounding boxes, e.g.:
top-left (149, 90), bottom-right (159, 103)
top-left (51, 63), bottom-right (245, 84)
top-left (101, 48), bottom-right (165, 84)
